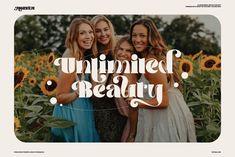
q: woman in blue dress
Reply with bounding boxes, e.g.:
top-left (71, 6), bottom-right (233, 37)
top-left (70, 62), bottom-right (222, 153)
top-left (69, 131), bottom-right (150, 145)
top-left (51, 18), bottom-right (99, 142)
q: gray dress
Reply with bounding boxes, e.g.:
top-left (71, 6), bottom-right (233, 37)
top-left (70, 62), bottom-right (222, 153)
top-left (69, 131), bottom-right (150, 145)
top-left (135, 74), bottom-right (197, 142)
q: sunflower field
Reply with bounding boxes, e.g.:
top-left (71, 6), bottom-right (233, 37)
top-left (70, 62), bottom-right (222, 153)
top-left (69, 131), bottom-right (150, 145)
top-left (14, 50), bottom-right (221, 142)
top-left (177, 50), bottom-right (221, 142)
top-left (14, 51), bottom-right (74, 142)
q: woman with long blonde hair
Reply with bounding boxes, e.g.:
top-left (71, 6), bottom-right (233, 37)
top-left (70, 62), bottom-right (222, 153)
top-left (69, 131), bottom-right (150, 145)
top-left (90, 15), bottom-right (126, 142)
top-left (51, 18), bottom-right (99, 142)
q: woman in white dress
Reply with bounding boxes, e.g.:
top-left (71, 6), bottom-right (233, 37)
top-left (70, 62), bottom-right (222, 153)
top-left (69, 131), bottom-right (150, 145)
top-left (128, 18), bottom-right (197, 142)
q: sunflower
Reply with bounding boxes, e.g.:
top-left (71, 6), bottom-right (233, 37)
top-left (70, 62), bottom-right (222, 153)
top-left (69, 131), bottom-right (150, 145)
top-left (202, 54), bottom-right (207, 59)
top-left (214, 60), bottom-right (221, 70)
top-left (28, 77), bottom-right (37, 87)
top-left (48, 52), bottom-right (55, 64)
top-left (46, 64), bottom-right (53, 72)
top-left (184, 54), bottom-right (193, 61)
top-left (174, 57), bottom-right (182, 63)
top-left (213, 54), bottom-right (221, 70)
top-left (14, 66), bottom-right (29, 89)
top-left (217, 53), bottom-right (221, 59)
top-left (179, 59), bottom-right (193, 76)
top-left (14, 117), bottom-right (21, 131)
top-left (14, 54), bottom-right (25, 63)
top-left (40, 76), bottom-right (58, 96)
top-left (192, 50), bottom-right (203, 61)
top-left (41, 55), bottom-right (48, 61)
top-left (14, 55), bottom-right (21, 62)
top-left (34, 64), bottom-right (41, 73)
top-left (38, 60), bottom-right (44, 66)
top-left (200, 55), bottom-right (219, 71)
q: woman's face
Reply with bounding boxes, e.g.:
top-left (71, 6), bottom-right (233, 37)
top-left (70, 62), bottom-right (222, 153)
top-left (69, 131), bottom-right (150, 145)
top-left (95, 21), bottom-right (111, 45)
top-left (77, 23), bottom-right (94, 50)
top-left (131, 24), bottom-right (148, 53)
top-left (116, 41), bottom-right (133, 61)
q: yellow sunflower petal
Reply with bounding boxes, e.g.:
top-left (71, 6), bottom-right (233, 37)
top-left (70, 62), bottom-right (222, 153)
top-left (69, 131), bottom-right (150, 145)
top-left (28, 77), bottom-right (37, 87)
top-left (14, 66), bottom-right (30, 89)
top-left (192, 50), bottom-right (203, 61)
top-left (200, 55), bottom-right (219, 71)
top-left (214, 60), bottom-right (221, 70)
top-left (14, 117), bottom-right (21, 130)
top-left (179, 59), bottom-right (193, 76)
top-left (217, 53), bottom-right (221, 60)
top-left (48, 52), bottom-right (55, 64)
top-left (40, 76), bottom-right (58, 96)
top-left (34, 64), bottom-right (41, 73)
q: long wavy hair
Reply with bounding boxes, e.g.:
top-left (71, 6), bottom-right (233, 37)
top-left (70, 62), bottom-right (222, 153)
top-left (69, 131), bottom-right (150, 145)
top-left (65, 18), bottom-right (97, 60)
top-left (91, 15), bottom-right (116, 57)
top-left (130, 18), bottom-right (182, 88)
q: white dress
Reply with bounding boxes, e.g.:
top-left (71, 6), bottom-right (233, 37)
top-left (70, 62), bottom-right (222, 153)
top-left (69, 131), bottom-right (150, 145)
top-left (135, 74), bottom-right (197, 142)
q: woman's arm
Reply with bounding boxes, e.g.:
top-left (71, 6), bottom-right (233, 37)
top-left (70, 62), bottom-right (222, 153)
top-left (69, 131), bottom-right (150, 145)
top-left (138, 97), bottom-right (168, 109)
top-left (56, 71), bottom-right (79, 104)
top-left (138, 56), bottom-right (169, 109)
top-left (56, 50), bottom-right (79, 104)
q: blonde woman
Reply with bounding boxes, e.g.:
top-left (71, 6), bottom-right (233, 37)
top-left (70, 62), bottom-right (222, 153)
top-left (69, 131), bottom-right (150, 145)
top-left (113, 35), bottom-right (139, 142)
top-left (91, 15), bottom-right (126, 142)
top-left (51, 18), bottom-right (99, 142)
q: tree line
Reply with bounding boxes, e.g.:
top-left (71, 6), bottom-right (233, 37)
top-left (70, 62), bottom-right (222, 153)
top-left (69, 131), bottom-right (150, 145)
top-left (14, 15), bottom-right (220, 55)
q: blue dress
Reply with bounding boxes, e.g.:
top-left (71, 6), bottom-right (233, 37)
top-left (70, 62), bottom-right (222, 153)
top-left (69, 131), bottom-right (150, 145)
top-left (51, 74), bottom-right (99, 142)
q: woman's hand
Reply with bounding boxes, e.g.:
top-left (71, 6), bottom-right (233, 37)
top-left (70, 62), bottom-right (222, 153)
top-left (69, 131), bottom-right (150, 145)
top-left (74, 81), bottom-right (80, 97)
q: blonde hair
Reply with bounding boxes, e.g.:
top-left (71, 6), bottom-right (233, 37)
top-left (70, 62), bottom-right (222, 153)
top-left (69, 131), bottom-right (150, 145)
top-left (114, 35), bottom-right (133, 60)
top-left (65, 18), bottom-right (97, 60)
top-left (91, 15), bottom-right (116, 57)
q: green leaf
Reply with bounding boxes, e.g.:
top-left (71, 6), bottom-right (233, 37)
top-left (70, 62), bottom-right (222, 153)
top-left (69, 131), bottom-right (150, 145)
top-left (31, 97), bottom-right (50, 106)
top-left (27, 117), bottom-right (38, 124)
top-left (45, 120), bottom-right (75, 128)
top-left (187, 101), bottom-right (201, 107)
top-left (23, 106), bottom-right (43, 113)
top-left (25, 94), bottom-right (44, 98)
top-left (206, 124), bottom-right (220, 133)
top-left (192, 91), bottom-right (202, 101)
top-left (44, 116), bottom-right (75, 128)
top-left (25, 112), bottom-right (37, 118)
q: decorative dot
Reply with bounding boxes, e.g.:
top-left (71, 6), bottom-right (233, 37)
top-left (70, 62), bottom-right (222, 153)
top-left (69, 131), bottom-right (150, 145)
top-left (60, 104), bottom-right (63, 107)
top-left (174, 50), bottom-right (181, 58)
top-left (47, 80), bottom-right (52, 86)
top-left (100, 54), bottom-right (106, 60)
top-left (131, 54), bottom-right (138, 60)
top-left (50, 97), bottom-right (57, 105)
top-left (181, 72), bottom-right (188, 79)
top-left (174, 82), bottom-right (179, 88)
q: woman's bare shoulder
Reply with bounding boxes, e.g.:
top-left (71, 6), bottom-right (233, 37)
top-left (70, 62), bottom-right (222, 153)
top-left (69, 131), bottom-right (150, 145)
top-left (62, 49), bottom-right (73, 58)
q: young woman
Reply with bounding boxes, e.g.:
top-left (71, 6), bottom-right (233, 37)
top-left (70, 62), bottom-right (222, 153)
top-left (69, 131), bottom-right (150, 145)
top-left (128, 18), bottom-right (197, 142)
top-left (113, 35), bottom-right (138, 142)
top-left (90, 15), bottom-right (126, 142)
top-left (51, 18), bottom-right (99, 142)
